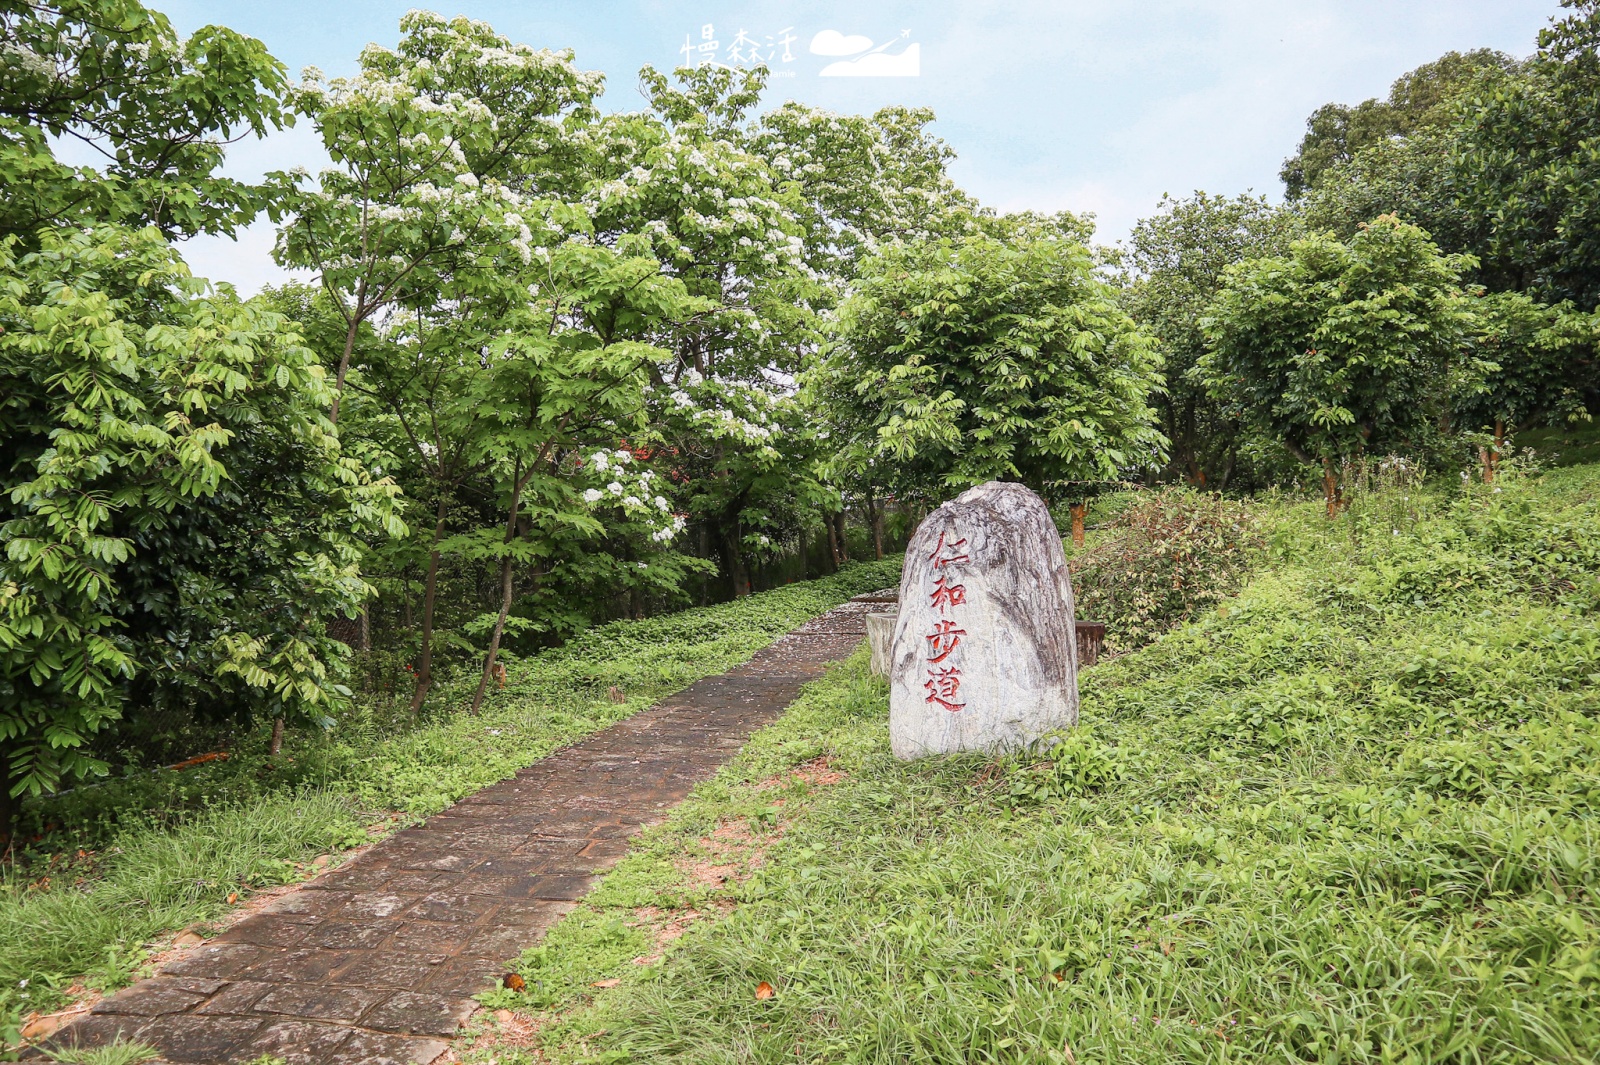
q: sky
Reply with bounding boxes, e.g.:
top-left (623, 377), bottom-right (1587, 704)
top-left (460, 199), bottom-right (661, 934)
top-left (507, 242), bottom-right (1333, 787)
top-left (157, 0), bottom-right (1562, 293)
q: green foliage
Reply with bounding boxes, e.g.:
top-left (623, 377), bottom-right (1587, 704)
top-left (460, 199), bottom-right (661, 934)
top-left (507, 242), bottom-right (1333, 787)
top-left (1199, 216), bottom-right (1474, 483)
top-left (1458, 290), bottom-right (1599, 437)
top-left (277, 9), bottom-right (604, 357)
top-left (1297, 127), bottom-right (1470, 254)
top-left (1280, 48), bottom-right (1519, 200)
top-left (817, 224), bottom-right (1167, 502)
top-left (1122, 193), bottom-right (1300, 487)
top-left (523, 467), bottom-right (1600, 1065)
top-left (998, 729), bottom-right (1128, 808)
top-left (0, 227), bottom-right (403, 805)
top-left (0, 0), bottom-right (293, 244)
top-left (1453, 1), bottom-right (1600, 308)
top-left (1070, 488), bottom-right (1265, 652)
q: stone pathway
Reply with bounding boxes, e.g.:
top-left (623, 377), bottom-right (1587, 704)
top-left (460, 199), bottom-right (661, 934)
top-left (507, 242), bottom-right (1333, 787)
top-left (34, 598), bottom-right (886, 1065)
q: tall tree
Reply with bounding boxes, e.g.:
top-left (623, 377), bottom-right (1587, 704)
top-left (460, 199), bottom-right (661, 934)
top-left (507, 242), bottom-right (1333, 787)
top-left (587, 65), bottom-right (822, 596)
top-left (1124, 193), bottom-right (1299, 488)
top-left (1457, 291), bottom-right (1599, 478)
top-left (1454, 0), bottom-right (1600, 309)
top-left (0, 228), bottom-right (402, 833)
top-left (457, 236), bottom-right (700, 712)
top-left (815, 218), bottom-right (1167, 520)
top-left (1198, 216), bottom-right (1475, 513)
top-left (1280, 48), bottom-right (1520, 200)
top-left (275, 10), bottom-right (603, 421)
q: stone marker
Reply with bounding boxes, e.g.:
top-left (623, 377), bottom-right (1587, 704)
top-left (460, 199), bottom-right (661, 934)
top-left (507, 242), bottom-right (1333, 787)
top-left (866, 613), bottom-right (895, 676)
top-left (889, 481), bottom-right (1079, 759)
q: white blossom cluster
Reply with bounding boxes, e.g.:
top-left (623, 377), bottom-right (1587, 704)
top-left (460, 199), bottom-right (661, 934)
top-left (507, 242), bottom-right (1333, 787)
top-left (645, 373), bottom-right (784, 455)
top-left (576, 450), bottom-right (683, 542)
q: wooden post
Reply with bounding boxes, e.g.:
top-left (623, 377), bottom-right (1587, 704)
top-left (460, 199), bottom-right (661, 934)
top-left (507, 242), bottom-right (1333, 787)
top-left (1322, 457), bottom-right (1340, 518)
top-left (1069, 503), bottom-right (1086, 548)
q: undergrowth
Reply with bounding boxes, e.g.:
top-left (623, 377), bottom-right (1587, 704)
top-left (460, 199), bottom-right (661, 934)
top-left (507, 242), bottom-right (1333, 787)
top-left (473, 467), bottom-right (1600, 1064)
top-left (0, 559), bottom-right (900, 1047)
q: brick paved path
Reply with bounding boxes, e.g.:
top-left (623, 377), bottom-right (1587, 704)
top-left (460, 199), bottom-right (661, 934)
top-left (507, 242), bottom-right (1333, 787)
top-left (34, 597), bottom-right (887, 1065)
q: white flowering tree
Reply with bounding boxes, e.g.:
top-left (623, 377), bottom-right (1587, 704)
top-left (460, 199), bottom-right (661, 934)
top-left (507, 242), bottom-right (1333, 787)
top-left (581, 66), bottom-right (828, 593)
top-left (753, 102), bottom-right (977, 297)
top-left (275, 11), bottom-right (603, 421)
top-left (452, 235), bottom-right (708, 712)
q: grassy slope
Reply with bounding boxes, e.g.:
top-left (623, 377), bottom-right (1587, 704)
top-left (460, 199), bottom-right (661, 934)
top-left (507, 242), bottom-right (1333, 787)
top-left (484, 469), bottom-right (1600, 1064)
top-left (0, 559), bottom-right (901, 1040)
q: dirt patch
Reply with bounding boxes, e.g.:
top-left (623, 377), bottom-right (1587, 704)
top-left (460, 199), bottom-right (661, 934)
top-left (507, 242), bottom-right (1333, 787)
top-left (436, 1008), bottom-right (546, 1065)
top-left (756, 754), bottom-right (845, 791)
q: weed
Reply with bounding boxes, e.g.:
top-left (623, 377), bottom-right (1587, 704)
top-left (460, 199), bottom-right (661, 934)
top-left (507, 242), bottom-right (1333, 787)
top-left (44, 1040), bottom-right (160, 1065)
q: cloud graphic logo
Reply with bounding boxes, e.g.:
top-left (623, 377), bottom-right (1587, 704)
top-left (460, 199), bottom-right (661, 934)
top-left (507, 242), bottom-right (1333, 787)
top-left (809, 30), bottom-right (874, 56)
top-left (819, 42), bottom-right (920, 77)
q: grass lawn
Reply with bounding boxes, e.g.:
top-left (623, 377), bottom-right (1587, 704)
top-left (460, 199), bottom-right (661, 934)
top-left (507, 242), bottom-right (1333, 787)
top-left (471, 467), bottom-right (1600, 1064)
top-left (0, 559), bottom-right (902, 1046)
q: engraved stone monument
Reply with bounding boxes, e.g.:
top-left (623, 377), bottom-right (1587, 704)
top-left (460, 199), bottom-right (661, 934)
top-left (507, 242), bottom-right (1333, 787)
top-left (888, 481), bottom-right (1079, 759)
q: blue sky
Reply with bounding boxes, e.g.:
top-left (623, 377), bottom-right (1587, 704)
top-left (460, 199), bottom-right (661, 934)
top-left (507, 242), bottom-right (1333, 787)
top-left (163, 0), bottom-right (1560, 292)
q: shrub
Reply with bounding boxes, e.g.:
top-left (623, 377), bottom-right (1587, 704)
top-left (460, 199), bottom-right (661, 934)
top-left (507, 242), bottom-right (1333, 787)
top-left (1070, 487), bottom-right (1264, 651)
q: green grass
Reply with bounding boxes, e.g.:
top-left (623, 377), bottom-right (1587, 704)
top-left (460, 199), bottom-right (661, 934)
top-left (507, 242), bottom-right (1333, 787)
top-left (44, 1040), bottom-right (161, 1064)
top-left (0, 559), bottom-right (901, 1047)
top-left (1517, 424), bottom-right (1600, 468)
top-left (477, 468), bottom-right (1600, 1064)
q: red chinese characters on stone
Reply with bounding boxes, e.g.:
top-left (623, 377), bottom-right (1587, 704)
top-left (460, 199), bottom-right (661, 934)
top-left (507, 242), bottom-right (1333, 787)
top-left (923, 666), bottom-right (965, 712)
top-left (929, 575), bottom-right (966, 614)
top-left (928, 532), bottom-right (970, 569)
top-left (925, 619), bottom-right (967, 663)
top-left (922, 528), bottom-right (974, 712)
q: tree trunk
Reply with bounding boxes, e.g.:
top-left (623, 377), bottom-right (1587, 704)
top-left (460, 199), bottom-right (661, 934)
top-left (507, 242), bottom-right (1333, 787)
top-left (719, 524), bottom-right (752, 597)
top-left (833, 511), bottom-right (850, 563)
top-left (470, 554), bottom-right (515, 715)
top-left (472, 463), bottom-right (531, 715)
top-left (824, 514), bottom-right (840, 571)
top-left (1217, 448), bottom-right (1237, 493)
top-left (1489, 418), bottom-right (1506, 481)
top-left (1322, 457), bottom-right (1341, 518)
top-left (798, 524), bottom-right (808, 580)
top-left (409, 497), bottom-right (449, 715)
top-left (698, 524), bottom-right (710, 607)
top-left (328, 282), bottom-right (365, 425)
top-left (866, 488), bottom-right (884, 560)
top-left (269, 716), bottom-right (285, 757)
top-left (1069, 503), bottom-right (1087, 547)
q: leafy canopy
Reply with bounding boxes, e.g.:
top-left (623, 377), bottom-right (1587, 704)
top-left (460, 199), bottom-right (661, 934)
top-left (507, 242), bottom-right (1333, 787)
top-left (0, 227), bottom-right (403, 800)
top-left (0, 0), bottom-right (293, 243)
top-left (818, 221), bottom-right (1167, 500)
top-left (1199, 216), bottom-right (1474, 468)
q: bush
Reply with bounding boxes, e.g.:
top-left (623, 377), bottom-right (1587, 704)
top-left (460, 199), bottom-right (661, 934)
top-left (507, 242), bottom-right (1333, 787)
top-left (1070, 487), bottom-right (1264, 651)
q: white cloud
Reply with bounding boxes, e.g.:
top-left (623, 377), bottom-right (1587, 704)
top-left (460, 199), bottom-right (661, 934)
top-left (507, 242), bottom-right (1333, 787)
top-left (809, 30), bottom-right (873, 56)
top-left (820, 43), bottom-right (920, 77)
